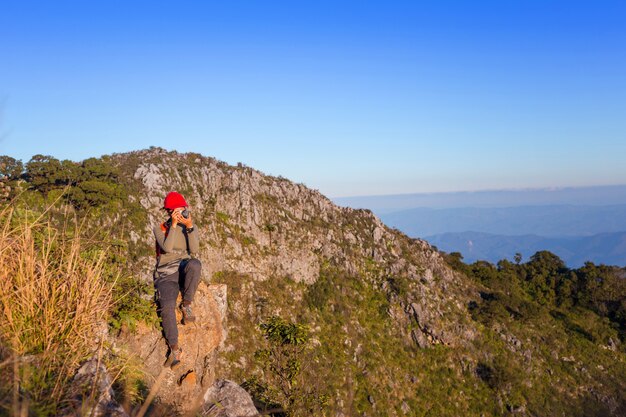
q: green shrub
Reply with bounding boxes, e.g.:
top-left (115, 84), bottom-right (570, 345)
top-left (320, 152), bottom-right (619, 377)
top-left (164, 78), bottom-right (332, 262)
top-left (253, 316), bottom-right (327, 417)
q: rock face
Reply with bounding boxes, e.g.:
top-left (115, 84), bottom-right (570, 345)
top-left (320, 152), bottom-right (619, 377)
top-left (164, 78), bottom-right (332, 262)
top-left (110, 148), bottom-right (485, 414)
top-left (201, 379), bottom-right (259, 417)
top-left (64, 359), bottom-right (129, 417)
top-left (121, 283), bottom-right (228, 415)
top-left (98, 148), bottom-right (625, 416)
top-left (115, 148), bottom-right (478, 351)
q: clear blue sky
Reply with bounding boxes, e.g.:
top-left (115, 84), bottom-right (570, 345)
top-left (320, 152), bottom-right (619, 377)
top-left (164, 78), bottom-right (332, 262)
top-left (1, 1), bottom-right (625, 197)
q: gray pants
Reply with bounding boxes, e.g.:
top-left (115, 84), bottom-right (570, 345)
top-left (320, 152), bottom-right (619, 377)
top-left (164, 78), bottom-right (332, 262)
top-left (154, 258), bottom-right (202, 348)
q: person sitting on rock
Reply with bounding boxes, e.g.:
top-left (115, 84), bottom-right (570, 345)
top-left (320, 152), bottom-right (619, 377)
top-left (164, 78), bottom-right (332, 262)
top-left (153, 191), bottom-right (202, 369)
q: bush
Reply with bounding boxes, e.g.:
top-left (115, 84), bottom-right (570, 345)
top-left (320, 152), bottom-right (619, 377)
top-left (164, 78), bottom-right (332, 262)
top-left (252, 316), bottom-right (328, 416)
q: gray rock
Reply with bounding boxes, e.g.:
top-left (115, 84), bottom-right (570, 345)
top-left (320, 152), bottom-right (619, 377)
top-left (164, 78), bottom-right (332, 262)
top-left (607, 337), bottom-right (619, 351)
top-left (64, 358), bottom-right (129, 417)
top-left (202, 379), bottom-right (258, 417)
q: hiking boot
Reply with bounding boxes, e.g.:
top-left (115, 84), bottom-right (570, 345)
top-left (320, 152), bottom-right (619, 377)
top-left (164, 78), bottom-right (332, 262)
top-left (165, 347), bottom-right (183, 370)
top-left (180, 303), bottom-right (195, 324)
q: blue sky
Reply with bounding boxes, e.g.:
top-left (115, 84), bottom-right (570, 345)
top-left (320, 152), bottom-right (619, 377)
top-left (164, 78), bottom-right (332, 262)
top-left (1, 1), bottom-right (625, 197)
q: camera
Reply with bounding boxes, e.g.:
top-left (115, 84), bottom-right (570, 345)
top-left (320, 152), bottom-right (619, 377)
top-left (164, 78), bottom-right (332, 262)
top-left (181, 209), bottom-right (190, 219)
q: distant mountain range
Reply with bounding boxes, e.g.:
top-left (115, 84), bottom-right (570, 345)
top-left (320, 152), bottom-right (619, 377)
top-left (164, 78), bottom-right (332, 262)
top-left (378, 205), bottom-right (626, 237)
top-left (334, 188), bottom-right (626, 267)
top-left (426, 231), bottom-right (626, 267)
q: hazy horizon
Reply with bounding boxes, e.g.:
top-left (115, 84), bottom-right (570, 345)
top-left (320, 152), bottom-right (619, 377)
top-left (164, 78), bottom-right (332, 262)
top-left (331, 183), bottom-right (626, 199)
top-left (334, 184), bottom-right (626, 211)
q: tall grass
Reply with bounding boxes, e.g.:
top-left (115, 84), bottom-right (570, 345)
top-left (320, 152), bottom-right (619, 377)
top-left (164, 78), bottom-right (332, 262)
top-left (0, 204), bottom-right (115, 416)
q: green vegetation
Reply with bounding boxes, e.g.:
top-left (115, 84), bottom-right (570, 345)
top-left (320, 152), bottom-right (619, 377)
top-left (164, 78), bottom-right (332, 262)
top-left (444, 250), bottom-right (626, 416)
top-left (210, 244), bottom-right (625, 416)
top-left (23, 154), bottom-right (125, 209)
top-left (1, 153), bottom-right (154, 333)
top-left (0, 154), bottom-right (155, 416)
top-left (0, 199), bottom-right (156, 416)
top-left (109, 274), bottom-right (158, 333)
top-left (263, 223), bottom-right (277, 247)
top-left (2, 150), bottom-right (625, 416)
top-left (245, 316), bottom-right (328, 416)
top-left (221, 265), bottom-right (505, 416)
top-left (445, 250), bottom-right (626, 342)
top-left (215, 241), bottom-right (625, 416)
top-left (0, 156), bottom-right (23, 200)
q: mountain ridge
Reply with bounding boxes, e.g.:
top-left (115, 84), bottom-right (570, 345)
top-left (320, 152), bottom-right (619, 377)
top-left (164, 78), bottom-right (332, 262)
top-left (2, 147), bottom-right (625, 416)
top-left (110, 148), bottom-right (625, 415)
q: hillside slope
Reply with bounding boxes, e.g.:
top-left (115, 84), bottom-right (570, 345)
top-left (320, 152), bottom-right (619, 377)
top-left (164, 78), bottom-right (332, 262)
top-left (107, 148), bottom-right (624, 416)
top-left (3, 148), bottom-right (624, 416)
top-left (112, 148), bottom-right (485, 414)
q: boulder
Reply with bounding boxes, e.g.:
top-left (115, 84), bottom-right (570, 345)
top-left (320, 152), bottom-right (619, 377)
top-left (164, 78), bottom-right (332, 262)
top-left (201, 379), bottom-right (259, 417)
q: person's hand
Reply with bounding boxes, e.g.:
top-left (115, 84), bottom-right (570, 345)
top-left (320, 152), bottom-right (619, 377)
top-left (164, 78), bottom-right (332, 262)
top-left (171, 208), bottom-right (183, 228)
top-left (180, 211), bottom-right (193, 228)
top-left (171, 208), bottom-right (193, 228)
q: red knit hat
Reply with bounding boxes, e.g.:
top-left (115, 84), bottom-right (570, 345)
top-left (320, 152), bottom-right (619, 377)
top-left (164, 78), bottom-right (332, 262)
top-left (163, 192), bottom-right (188, 209)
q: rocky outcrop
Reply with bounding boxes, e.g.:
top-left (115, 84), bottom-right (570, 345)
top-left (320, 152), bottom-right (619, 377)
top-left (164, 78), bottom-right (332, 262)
top-left (115, 148), bottom-right (479, 350)
top-left (201, 379), bottom-right (259, 417)
top-left (82, 148), bottom-right (624, 417)
top-left (120, 283), bottom-right (228, 415)
top-left (65, 354), bottom-right (258, 417)
top-left (108, 148), bottom-right (485, 414)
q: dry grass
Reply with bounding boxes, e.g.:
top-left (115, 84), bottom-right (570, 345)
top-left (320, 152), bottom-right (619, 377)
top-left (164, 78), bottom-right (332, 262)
top-left (0, 203), bottom-right (115, 415)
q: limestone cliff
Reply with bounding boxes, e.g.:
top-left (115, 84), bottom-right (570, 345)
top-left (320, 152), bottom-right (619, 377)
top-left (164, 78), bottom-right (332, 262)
top-left (115, 147), bottom-right (478, 350)
top-left (103, 148), bottom-right (625, 417)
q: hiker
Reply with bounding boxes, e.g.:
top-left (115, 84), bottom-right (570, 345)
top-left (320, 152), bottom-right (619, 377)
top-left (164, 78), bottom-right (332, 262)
top-left (153, 191), bottom-right (201, 369)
